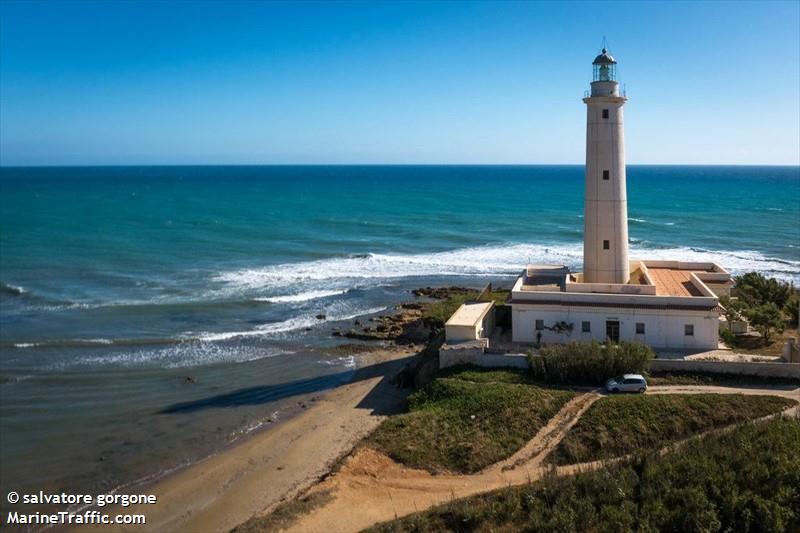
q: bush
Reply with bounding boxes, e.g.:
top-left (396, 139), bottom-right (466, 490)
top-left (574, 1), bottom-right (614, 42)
top-left (367, 370), bottom-right (574, 473)
top-left (548, 393), bottom-right (796, 465)
top-left (529, 341), bottom-right (653, 385)
top-left (745, 302), bottom-right (786, 342)
top-left (734, 272), bottom-right (792, 309)
top-left (369, 417), bottom-right (800, 533)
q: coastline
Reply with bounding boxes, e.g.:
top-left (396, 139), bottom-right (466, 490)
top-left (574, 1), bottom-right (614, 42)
top-left (74, 345), bottom-right (419, 533)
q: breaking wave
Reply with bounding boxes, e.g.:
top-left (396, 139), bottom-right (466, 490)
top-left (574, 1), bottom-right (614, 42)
top-left (255, 289), bottom-right (348, 303)
top-left (193, 305), bottom-right (387, 342)
top-left (215, 242), bottom-right (800, 290)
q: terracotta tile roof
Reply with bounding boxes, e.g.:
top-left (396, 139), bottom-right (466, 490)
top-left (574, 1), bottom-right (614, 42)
top-left (647, 268), bottom-right (704, 297)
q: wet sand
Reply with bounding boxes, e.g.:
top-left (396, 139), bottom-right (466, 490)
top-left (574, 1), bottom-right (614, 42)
top-left (76, 347), bottom-right (418, 533)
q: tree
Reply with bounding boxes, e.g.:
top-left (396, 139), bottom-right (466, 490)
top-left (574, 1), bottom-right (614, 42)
top-left (784, 292), bottom-right (799, 327)
top-left (744, 303), bottom-right (785, 342)
top-left (719, 296), bottom-right (745, 326)
top-left (734, 272), bottom-right (792, 309)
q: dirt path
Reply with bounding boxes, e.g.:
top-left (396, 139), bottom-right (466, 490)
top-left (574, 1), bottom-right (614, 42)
top-left (282, 384), bottom-right (799, 533)
top-left (75, 348), bottom-right (417, 533)
top-left (285, 392), bottom-right (600, 533)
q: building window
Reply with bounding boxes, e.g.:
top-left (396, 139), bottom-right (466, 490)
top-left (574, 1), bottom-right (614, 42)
top-left (535, 319), bottom-right (544, 331)
top-left (603, 240), bottom-right (610, 250)
top-left (636, 323), bottom-right (645, 334)
top-left (582, 321), bottom-right (591, 333)
top-left (602, 109), bottom-right (609, 119)
top-left (685, 324), bottom-right (694, 336)
top-left (603, 170), bottom-right (610, 180)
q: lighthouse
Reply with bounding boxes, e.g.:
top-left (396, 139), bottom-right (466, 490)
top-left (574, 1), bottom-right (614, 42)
top-left (582, 48), bottom-right (629, 284)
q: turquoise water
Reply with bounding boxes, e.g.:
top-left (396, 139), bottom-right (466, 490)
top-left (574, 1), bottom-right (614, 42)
top-left (1, 165), bottom-right (799, 501)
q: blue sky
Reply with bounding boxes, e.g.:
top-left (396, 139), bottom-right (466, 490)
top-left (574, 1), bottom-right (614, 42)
top-left (1, 0), bottom-right (798, 166)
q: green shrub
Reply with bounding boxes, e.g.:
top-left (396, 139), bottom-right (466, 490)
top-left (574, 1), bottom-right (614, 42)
top-left (734, 272), bottom-right (793, 309)
top-left (719, 326), bottom-right (736, 347)
top-left (367, 370), bottom-right (573, 473)
top-left (548, 393), bottom-right (796, 465)
top-left (529, 341), bottom-right (653, 385)
top-left (369, 417), bottom-right (800, 533)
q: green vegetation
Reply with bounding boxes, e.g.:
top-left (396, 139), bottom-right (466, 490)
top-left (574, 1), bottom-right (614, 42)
top-left (529, 341), bottom-right (653, 385)
top-left (436, 365), bottom-right (540, 385)
top-left (721, 272), bottom-right (799, 344)
top-left (548, 393), bottom-right (796, 465)
top-left (370, 417), bottom-right (800, 533)
top-left (367, 368), bottom-right (574, 474)
top-left (647, 370), bottom-right (800, 387)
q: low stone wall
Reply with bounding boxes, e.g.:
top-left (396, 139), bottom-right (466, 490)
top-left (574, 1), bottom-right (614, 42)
top-left (439, 341), bottom-right (528, 370)
top-left (651, 358), bottom-right (800, 379)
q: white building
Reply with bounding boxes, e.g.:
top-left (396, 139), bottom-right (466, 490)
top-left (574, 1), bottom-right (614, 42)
top-left (510, 49), bottom-right (731, 351)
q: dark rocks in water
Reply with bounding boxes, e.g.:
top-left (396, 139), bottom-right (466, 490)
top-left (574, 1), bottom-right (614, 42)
top-left (399, 302), bottom-right (424, 310)
top-left (315, 314), bottom-right (326, 320)
top-left (339, 330), bottom-right (381, 341)
top-left (184, 376), bottom-right (197, 384)
top-left (332, 331), bottom-right (343, 337)
top-left (412, 286), bottom-right (474, 300)
top-left (354, 319), bottom-right (361, 325)
top-left (304, 327), bottom-right (313, 331)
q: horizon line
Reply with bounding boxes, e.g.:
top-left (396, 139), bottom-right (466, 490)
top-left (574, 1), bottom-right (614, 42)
top-left (2, 162), bottom-right (799, 169)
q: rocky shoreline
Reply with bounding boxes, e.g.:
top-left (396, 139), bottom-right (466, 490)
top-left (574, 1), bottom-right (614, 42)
top-left (329, 286), bottom-right (478, 344)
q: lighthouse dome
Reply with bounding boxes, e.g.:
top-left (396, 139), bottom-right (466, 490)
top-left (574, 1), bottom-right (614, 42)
top-left (592, 48), bottom-right (617, 65)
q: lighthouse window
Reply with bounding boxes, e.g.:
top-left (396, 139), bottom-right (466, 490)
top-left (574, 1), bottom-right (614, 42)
top-left (603, 240), bottom-right (610, 250)
top-left (603, 170), bottom-right (610, 180)
top-left (602, 109), bottom-right (609, 119)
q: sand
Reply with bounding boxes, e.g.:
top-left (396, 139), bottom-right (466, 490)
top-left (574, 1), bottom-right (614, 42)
top-left (75, 347), bottom-right (418, 533)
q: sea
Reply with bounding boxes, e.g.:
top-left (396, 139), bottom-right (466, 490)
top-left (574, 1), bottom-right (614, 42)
top-left (1, 165), bottom-right (799, 503)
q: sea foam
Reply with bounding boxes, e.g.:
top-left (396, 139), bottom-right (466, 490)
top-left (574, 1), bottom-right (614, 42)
top-left (215, 242), bottom-right (800, 291)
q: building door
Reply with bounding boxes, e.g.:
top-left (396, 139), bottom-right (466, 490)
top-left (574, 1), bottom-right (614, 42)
top-left (606, 320), bottom-right (620, 343)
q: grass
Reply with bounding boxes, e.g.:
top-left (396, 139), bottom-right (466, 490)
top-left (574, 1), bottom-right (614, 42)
top-left (366, 368), bottom-right (574, 474)
top-left (647, 370), bottom-right (800, 387)
top-left (368, 416), bottom-right (800, 533)
top-left (547, 393), bottom-right (796, 465)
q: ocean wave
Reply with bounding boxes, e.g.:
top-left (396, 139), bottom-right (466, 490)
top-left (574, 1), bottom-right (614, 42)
top-left (48, 343), bottom-right (293, 370)
top-left (629, 218), bottom-right (647, 224)
top-left (0, 282), bottom-right (26, 296)
top-left (255, 289), bottom-right (348, 304)
top-left (194, 305), bottom-right (387, 342)
top-left (4, 337), bottom-right (183, 350)
top-left (215, 242), bottom-right (800, 289)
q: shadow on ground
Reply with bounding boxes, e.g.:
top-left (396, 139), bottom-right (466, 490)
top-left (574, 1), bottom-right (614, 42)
top-left (159, 353), bottom-right (418, 415)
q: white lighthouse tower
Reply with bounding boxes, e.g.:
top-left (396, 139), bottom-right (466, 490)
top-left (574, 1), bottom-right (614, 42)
top-left (582, 48), bottom-right (629, 284)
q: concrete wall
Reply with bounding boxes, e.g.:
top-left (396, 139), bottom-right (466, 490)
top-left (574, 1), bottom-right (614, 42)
top-left (445, 324), bottom-right (480, 343)
top-left (439, 343), bottom-right (529, 370)
top-left (512, 305), bottom-right (719, 350)
top-left (651, 359), bottom-right (800, 379)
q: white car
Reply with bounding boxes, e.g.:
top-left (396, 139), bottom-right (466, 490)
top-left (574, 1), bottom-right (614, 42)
top-left (605, 374), bottom-right (648, 393)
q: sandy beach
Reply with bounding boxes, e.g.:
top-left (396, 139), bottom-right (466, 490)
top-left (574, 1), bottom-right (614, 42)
top-left (74, 346), bottom-right (418, 533)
